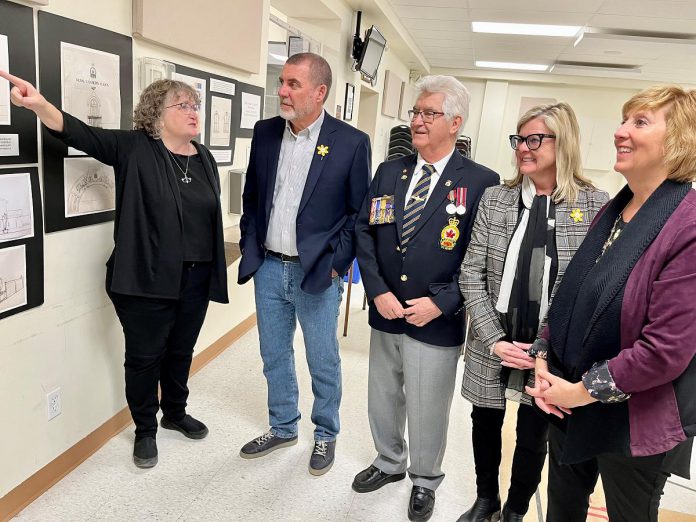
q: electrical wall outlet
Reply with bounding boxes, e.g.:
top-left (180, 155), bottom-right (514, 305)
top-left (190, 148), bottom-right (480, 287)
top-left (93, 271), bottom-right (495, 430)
top-left (47, 388), bottom-right (62, 421)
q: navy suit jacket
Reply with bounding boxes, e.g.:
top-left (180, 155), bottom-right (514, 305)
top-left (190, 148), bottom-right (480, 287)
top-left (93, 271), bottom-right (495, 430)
top-left (356, 152), bottom-right (499, 347)
top-left (238, 112), bottom-right (371, 294)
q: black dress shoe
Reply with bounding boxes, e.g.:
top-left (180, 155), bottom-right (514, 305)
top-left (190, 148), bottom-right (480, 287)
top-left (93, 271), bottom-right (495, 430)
top-left (352, 464), bottom-right (406, 493)
top-left (457, 496), bottom-right (501, 522)
top-left (408, 486), bottom-right (435, 522)
top-left (501, 503), bottom-right (524, 522)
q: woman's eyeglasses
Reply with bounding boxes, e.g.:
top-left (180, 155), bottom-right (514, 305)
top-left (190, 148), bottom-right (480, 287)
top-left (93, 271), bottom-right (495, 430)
top-left (509, 133), bottom-right (556, 151)
top-left (165, 102), bottom-right (201, 114)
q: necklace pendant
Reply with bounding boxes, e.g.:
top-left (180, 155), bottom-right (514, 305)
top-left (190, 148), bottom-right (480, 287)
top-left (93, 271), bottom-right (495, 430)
top-left (181, 175), bottom-right (192, 184)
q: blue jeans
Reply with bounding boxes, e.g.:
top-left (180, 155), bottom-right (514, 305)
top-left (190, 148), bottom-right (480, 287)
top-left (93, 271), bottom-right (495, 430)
top-left (253, 255), bottom-right (343, 441)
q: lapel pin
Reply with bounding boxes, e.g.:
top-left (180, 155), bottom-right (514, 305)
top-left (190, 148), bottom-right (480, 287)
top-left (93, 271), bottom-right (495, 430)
top-left (401, 175), bottom-right (408, 180)
top-left (445, 180), bottom-right (452, 187)
top-left (402, 168), bottom-right (408, 173)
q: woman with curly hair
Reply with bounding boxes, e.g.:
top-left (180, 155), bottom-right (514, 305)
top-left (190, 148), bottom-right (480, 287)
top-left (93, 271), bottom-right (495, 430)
top-left (0, 70), bottom-right (228, 469)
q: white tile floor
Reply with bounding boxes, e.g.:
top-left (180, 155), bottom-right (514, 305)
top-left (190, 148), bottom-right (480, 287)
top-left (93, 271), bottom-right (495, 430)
top-left (13, 284), bottom-right (696, 521)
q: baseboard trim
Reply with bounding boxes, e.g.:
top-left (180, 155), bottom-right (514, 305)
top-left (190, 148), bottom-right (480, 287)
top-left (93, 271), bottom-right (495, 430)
top-left (0, 313), bottom-right (256, 522)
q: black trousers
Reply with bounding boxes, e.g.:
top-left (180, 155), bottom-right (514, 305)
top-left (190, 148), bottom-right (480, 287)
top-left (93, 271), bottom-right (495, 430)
top-left (547, 425), bottom-right (669, 522)
top-left (109, 263), bottom-right (211, 438)
top-left (471, 404), bottom-right (549, 514)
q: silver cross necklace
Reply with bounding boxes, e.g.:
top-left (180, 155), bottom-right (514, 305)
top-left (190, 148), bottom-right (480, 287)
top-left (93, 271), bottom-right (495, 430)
top-left (166, 147), bottom-right (192, 184)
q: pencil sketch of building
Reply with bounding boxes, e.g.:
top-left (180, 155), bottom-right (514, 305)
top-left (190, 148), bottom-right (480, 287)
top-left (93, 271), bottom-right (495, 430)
top-left (213, 110), bottom-right (220, 133)
top-left (0, 199), bottom-right (32, 237)
top-left (64, 158), bottom-right (116, 217)
top-left (0, 274), bottom-right (24, 306)
top-left (0, 172), bottom-right (34, 242)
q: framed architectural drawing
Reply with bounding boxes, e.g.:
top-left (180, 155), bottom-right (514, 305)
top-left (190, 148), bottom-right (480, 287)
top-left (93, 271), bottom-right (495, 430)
top-left (344, 83), bottom-right (355, 121)
top-left (38, 11), bottom-right (132, 232)
top-left (0, 166), bottom-right (43, 321)
top-left (0, 1), bottom-right (38, 165)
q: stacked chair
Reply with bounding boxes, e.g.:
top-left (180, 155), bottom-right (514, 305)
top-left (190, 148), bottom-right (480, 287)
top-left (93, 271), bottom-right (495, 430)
top-left (386, 125), bottom-right (414, 160)
top-left (455, 135), bottom-right (472, 158)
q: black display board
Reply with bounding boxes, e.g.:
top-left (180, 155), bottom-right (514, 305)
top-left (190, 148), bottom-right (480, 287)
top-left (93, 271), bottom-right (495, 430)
top-left (38, 12), bottom-right (133, 233)
top-left (173, 62), bottom-right (264, 166)
top-left (0, 1), bottom-right (38, 165)
top-left (0, 166), bottom-right (43, 320)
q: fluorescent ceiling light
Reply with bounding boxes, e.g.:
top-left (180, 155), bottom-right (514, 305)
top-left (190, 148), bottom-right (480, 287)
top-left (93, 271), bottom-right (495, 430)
top-left (476, 61), bottom-right (548, 71)
top-left (472, 22), bottom-right (581, 37)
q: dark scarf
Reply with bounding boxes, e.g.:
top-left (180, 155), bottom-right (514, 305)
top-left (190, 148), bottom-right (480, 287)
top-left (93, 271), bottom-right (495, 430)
top-left (546, 179), bottom-right (691, 463)
top-left (502, 196), bottom-right (558, 397)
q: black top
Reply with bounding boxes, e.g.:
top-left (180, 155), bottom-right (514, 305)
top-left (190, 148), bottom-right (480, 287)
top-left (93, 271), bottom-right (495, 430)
top-left (49, 111), bottom-right (228, 303)
top-left (171, 152), bottom-right (216, 262)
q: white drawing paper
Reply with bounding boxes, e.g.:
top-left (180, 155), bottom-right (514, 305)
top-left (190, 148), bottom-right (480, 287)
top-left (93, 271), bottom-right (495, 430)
top-left (0, 244), bottom-right (27, 314)
top-left (0, 34), bottom-right (10, 125)
top-left (210, 96), bottom-right (232, 147)
top-left (61, 42), bottom-right (121, 129)
top-left (210, 78), bottom-right (235, 96)
top-left (240, 92), bottom-right (261, 129)
top-left (209, 149), bottom-right (232, 164)
top-left (63, 157), bottom-right (115, 217)
top-left (0, 134), bottom-right (19, 156)
top-left (173, 72), bottom-right (207, 144)
top-left (0, 172), bottom-right (33, 242)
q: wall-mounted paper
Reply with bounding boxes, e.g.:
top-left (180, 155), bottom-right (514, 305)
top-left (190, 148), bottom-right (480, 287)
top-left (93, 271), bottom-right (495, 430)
top-left (210, 96), bottom-right (232, 147)
top-left (0, 244), bottom-right (27, 314)
top-left (0, 172), bottom-right (33, 242)
top-left (210, 149), bottom-right (232, 164)
top-left (0, 134), bottom-right (18, 156)
top-left (241, 92), bottom-right (261, 129)
top-left (210, 78), bottom-right (235, 96)
top-left (63, 157), bottom-right (115, 217)
top-left (173, 72), bottom-right (207, 144)
top-left (0, 34), bottom-right (9, 125)
top-left (61, 42), bottom-right (121, 129)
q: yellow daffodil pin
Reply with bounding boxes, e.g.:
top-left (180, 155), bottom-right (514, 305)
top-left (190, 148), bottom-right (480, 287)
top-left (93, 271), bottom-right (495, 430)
top-left (317, 144), bottom-right (329, 158)
top-left (570, 208), bottom-right (584, 223)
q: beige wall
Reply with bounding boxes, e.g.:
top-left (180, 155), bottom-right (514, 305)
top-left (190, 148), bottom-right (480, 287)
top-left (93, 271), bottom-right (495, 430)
top-left (0, 0), bottom-right (266, 498)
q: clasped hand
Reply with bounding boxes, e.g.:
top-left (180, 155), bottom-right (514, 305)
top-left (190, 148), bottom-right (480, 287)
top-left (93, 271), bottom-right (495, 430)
top-left (373, 292), bottom-right (442, 326)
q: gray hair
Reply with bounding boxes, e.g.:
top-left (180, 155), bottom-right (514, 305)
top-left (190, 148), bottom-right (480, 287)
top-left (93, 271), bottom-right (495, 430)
top-left (286, 52), bottom-right (332, 102)
top-left (414, 75), bottom-right (470, 134)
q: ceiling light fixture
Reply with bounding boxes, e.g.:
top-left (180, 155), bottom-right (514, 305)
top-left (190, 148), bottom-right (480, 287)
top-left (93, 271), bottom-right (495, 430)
top-left (472, 22), bottom-right (581, 37)
top-left (476, 61), bottom-right (548, 71)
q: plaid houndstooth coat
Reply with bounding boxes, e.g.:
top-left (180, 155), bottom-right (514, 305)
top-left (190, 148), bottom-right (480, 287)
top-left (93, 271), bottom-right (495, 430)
top-left (458, 183), bottom-right (609, 409)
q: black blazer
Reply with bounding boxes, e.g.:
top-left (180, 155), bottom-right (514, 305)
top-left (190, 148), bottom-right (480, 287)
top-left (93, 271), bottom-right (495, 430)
top-left (238, 113), bottom-right (371, 294)
top-left (50, 112), bottom-right (229, 303)
top-left (356, 152), bottom-right (499, 347)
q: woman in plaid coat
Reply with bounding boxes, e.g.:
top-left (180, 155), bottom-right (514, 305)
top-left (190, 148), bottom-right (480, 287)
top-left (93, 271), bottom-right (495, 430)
top-left (457, 102), bottom-right (608, 522)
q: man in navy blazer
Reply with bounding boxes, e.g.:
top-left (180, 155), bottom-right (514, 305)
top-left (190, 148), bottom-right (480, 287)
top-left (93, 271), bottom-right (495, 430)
top-left (238, 52), bottom-right (371, 476)
top-left (352, 76), bottom-right (499, 521)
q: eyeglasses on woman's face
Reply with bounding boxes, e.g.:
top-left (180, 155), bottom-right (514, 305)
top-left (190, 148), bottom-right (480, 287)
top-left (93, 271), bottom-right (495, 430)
top-left (165, 102), bottom-right (201, 114)
top-left (509, 133), bottom-right (556, 151)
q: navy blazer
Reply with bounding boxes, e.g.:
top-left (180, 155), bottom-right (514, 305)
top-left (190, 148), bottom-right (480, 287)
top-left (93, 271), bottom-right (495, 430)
top-left (238, 112), bottom-right (371, 294)
top-left (356, 152), bottom-right (499, 347)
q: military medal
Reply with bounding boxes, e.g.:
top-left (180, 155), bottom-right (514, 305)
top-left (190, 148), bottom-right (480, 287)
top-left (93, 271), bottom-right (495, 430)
top-left (369, 195), bottom-right (395, 225)
top-left (446, 191), bottom-right (457, 215)
top-left (440, 216), bottom-right (460, 250)
top-left (455, 187), bottom-right (467, 215)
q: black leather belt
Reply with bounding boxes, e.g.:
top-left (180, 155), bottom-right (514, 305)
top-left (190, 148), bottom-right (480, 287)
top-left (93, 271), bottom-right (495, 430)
top-left (266, 250), bottom-right (300, 263)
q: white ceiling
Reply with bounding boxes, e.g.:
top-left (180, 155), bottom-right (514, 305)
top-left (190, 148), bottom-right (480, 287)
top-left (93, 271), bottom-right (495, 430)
top-left (386, 0), bottom-right (696, 84)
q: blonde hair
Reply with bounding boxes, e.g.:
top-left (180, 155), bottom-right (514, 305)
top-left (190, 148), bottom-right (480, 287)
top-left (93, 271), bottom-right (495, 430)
top-left (506, 102), bottom-right (593, 204)
top-left (133, 79), bottom-right (200, 138)
top-left (622, 85), bottom-right (696, 183)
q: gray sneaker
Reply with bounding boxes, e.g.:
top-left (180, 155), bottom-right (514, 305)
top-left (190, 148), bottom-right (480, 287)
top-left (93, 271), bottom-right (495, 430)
top-left (309, 440), bottom-right (336, 476)
top-left (239, 431), bottom-right (298, 459)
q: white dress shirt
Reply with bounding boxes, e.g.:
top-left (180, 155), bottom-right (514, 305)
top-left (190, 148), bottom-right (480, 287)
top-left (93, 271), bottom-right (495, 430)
top-left (404, 148), bottom-right (456, 209)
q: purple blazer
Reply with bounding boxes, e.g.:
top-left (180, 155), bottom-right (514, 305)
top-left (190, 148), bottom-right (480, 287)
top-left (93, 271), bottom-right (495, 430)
top-left (609, 190), bottom-right (696, 456)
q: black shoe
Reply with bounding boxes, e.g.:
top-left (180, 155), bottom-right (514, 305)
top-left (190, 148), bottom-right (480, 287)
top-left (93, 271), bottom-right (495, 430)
top-left (239, 431), bottom-right (298, 459)
top-left (457, 496), bottom-right (501, 522)
top-left (133, 436), bottom-right (158, 469)
top-left (309, 440), bottom-right (336, 476)
top-left (408, 486), bottom-right (435, 522)
top-left (501, 503), bottom-right (524, 522)
top-left (161, 414), bottom-right (209, 439)
top-left (352, 464), bottom-right (406, 493)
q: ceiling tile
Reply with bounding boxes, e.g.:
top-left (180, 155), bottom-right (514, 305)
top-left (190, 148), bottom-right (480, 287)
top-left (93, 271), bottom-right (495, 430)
top-left (589, 14), bottom-right (696, 33)
top-left (402, 18), bottom-right (473, 32)
top-left (390, 0), bottom-right (467, 7)
top-left (394, 6), bottom-right (469, 20)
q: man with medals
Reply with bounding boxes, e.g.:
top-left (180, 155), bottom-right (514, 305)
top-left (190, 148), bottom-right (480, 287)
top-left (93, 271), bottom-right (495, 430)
top-left (353, 75), bottom-right (499, 521)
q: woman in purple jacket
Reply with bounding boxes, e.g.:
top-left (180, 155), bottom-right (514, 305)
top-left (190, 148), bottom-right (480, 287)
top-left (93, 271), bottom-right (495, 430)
top-left (525, 85), bottom-right (696, 522)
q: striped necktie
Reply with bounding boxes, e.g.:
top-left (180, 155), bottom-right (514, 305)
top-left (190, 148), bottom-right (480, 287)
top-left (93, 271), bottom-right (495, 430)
top-left (401, 163), bottom-right (435, 252)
